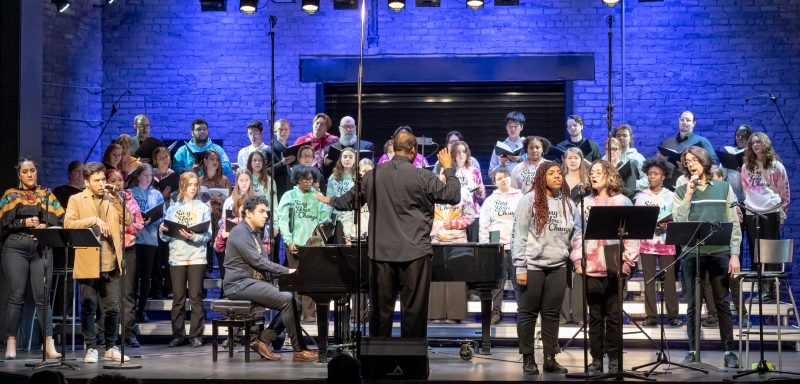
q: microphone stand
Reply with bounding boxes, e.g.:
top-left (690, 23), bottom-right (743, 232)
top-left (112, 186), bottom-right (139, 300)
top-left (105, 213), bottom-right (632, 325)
top-left (564, 188), bottom-right (598, 379)
top-left (605, 15), bottom-right (614, 148)
top-left (268, 15), bottom-right (279, 266)
top-left (767, 94), bottom-right (800, 158)
top-left (84, 90), bottom-right (131, 163)
top-left (732, 203), bottom-right (800, 379)
top-left (352, 0), bottom-right (367, 359)
top-left (105, 190), bottom-right (140, 369)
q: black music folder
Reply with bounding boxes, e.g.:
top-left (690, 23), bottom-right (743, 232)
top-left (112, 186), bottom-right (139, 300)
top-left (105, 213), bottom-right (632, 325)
top-left (163, 220), bottom-right (210, 238)
top-left (142, 202), bottom-right (164, 222)
top-left (717, 150), bottom-right (745, 170)
top-left (326, 145), bottom-right (373, 165)
top-left (494, 141), bottom-right (523, 157)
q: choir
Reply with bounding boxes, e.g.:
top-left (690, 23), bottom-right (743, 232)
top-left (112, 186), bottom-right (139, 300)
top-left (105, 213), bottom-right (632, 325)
top-left (1, 109), bottom-right (790, 374)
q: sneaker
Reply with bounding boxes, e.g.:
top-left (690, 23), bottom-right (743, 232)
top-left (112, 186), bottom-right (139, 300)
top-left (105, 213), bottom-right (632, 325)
top-left (607, 357), bottom-right (619, 373)
top-left (104, 346), bottom-right (131, 362)
top-left (168, 337), bottom-right (187, 347)
top-left (669, 318), bottom-right (684, 327)
top-left (84, 348), bottom-right (99, 363)
top-left (491, 311), bottom-right (501, 325)
top-left (682, 351), bottom-right (697, 364)
top-left (642, 318), bottom-right (659, 327)
top-left (588, 358), bottom-right (603, 373)
top-left (724, 351), bottom-right (740, 368)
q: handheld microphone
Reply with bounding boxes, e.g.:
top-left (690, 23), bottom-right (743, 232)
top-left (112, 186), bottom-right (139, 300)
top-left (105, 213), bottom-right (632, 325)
top-left (690, 175), bottom-right (700, 188)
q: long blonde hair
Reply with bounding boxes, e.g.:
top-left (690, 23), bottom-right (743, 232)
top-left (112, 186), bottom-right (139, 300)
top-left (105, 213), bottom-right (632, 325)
top-left (177, 172), bottom-right (200, 201)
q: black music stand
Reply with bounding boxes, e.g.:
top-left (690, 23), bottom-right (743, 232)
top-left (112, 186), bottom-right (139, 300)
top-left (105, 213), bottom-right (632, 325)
top-left (583, 205), bottom-right (659, 381)
top-left (665, 221), bottom-right (732, 372)
top-left (632, 223), bottom-right (708, 376)
top-left (25, 228), bottom-right (99, 370)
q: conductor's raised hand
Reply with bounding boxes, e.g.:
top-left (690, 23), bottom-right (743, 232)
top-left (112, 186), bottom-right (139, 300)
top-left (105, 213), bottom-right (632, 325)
top-left (313, 193), bottom-right (331, 205)
top-left (438, 147), bottom-right (452, 169)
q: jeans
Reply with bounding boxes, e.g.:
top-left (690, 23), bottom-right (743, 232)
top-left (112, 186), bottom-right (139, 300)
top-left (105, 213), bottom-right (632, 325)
top-left (2, 234), bottom-right (54, 337)
top-left (79, 269), bottom-right (121, 349)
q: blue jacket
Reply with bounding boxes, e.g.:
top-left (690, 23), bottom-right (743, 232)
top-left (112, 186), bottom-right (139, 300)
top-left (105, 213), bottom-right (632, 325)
top-left (173, 139), bottom-right (232, 176)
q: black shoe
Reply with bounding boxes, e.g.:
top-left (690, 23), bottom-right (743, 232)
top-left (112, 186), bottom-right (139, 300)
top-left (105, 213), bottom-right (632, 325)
top-left (608, 357), bottom-right (619, 373)
top-left (724, 351), bottom-right (740, 368)
top-left (682, 351), bottom-right (696, 364)
top-left (701, 316), bottom-right (719, 327)
top-left (126, 335), bottom-right (141, 348)
top-left (669, 318), bottom-right (683, 327)
top-left (588, 358), bottom-right (603, 374)
top-left (543, 353), bottom-right (568, 373)
top-left (642, 318), bottom-right (659, 327)
top-left (168, 337), bottom-right (187, 347)
top-left (190, 336), bottom-right (203, 347)
top-left (522, 354), bottom-right (539, 375)
top-left (270, 333), bottom-right (286, 352)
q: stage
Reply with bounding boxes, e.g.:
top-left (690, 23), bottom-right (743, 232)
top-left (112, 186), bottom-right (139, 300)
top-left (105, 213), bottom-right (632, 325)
top-left (2, 342), bottom-right (799, 383)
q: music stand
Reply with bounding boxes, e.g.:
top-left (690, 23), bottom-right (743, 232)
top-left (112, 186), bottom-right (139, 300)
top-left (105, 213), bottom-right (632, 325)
top-left (25, 228), bottom-right (99, 370)
top-left (665, 221), bottom-right (732, 372)
top-left (583, 205), bottom-right (659, 381)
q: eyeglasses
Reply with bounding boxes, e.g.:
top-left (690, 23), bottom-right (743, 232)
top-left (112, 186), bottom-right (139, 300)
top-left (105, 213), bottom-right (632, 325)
top-left (684, 158), bottom-right (699, 166)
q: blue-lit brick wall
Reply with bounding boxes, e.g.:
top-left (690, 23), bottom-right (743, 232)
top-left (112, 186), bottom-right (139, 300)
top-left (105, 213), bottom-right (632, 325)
top-left (43, 1), bottom-right (800, 290)
top-left (42, 0), bottom-right (103, 186)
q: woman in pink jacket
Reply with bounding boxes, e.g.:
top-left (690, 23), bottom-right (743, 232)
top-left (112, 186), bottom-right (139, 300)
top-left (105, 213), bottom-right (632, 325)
top-left (570, 160), bottom-right (638, 374)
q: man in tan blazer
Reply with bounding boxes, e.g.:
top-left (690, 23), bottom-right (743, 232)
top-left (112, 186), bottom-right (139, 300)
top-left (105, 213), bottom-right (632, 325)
top-left (65, 162), bottom-right (131, 364)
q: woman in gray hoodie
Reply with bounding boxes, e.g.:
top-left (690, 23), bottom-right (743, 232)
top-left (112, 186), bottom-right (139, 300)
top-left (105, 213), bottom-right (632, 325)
top-left (512, 161), bottom-right (575, 375)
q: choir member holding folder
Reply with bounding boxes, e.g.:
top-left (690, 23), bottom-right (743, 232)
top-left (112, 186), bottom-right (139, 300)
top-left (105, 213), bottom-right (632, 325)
top-left (159, 172), bottom-right (212, 348)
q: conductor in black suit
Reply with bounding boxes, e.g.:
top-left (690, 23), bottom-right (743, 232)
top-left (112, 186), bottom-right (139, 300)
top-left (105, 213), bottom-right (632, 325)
top-left (315, 131), bottom-right (461, 337)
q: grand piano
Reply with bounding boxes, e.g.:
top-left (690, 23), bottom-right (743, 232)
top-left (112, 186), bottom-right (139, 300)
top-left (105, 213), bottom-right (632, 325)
top-left (278, 243), bottom-right (505, 362)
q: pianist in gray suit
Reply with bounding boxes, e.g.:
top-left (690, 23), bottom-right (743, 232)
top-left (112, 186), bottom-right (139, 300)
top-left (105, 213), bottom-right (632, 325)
top-left (315, 131), bottom-right (461, 338)
top-left (222, 195), bottom-right (317, 362)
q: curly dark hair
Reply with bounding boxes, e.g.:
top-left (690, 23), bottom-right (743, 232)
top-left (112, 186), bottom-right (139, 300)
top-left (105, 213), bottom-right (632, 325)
top-left (641, 156), bottom-right (674, 180)
top-left (531, 161), bottom-right (573, 237)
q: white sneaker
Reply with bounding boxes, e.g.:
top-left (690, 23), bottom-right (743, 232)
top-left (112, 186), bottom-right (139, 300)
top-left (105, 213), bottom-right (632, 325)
top-left (84, 348), bottom-right (99, 363)
top-left (104, 346), bottom-right (131, 362)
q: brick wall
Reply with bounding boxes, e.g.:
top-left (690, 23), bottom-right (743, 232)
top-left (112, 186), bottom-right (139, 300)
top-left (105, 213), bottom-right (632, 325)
top-left (42, 0), bottom-right (103, 186)
top-left (44, 0), bottom-right (800, 289)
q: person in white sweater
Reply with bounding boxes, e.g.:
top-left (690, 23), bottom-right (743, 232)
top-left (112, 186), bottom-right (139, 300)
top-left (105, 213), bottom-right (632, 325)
top-left (741, 132), bottom-right (790, 300)
top-left (478, 167), bottom-right (523, 324)
top-left (511, 136), bottom-right (550, 192)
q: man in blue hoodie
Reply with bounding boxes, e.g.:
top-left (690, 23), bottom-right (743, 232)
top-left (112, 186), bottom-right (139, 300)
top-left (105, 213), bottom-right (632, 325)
top-left (173, 118), bottom-right (232, 176)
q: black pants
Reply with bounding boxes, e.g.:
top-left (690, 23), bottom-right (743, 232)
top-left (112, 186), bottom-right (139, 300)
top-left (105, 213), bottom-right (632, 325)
top-left (79, 270), bottom-right (121, 349)
top-left (285, 244), bottom-right (315, 319)
top-left (682, 252), bottom-right (734, 351)
top-left (561, 270), bottom-right (586, 323)
top-left (744, 212), bottom-right (781, 294)
top-left (492, 250), bottom-right (513, 314)
top-left (170, 265), bottom-right (205, 339)
top-left (151, 238), bottom-right (172, 297)
top-left (2, 234), bottom-right (54, 337)
top-left (586, 276), bottom-right (621, 360)
top-left (640, 254), bottom-right (679, 321)
top-left (370, 256), bottom-right (431, 338)
top-left (227, 281), bottom-right (306, 351)
top-left (516, 267), bottom-right (566, 355)
top-left (121, 247), bottom-right (137, 340)
top-left (135, 244), bottom-right (157, 320)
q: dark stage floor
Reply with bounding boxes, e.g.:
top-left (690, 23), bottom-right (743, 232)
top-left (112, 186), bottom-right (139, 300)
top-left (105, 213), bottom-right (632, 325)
top-left (2, 343), bottom-right (799, 383)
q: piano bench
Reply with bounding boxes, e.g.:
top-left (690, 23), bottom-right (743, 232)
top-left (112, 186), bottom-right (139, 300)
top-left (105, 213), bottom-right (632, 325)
top-left (210, 299), bottom-right (267, 363)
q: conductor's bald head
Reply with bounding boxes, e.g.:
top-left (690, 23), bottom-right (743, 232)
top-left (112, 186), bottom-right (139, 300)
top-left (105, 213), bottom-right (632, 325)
top-left (393, 131), bottom-right (417, 161)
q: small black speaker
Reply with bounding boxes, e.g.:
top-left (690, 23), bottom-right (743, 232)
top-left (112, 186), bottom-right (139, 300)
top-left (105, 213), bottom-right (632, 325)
top-left (360, 337), bottom-right (429, 380)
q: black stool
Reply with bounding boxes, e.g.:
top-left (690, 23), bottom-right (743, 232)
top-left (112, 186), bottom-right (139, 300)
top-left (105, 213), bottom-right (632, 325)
top-left (211, 299), bottom-right (266, 363)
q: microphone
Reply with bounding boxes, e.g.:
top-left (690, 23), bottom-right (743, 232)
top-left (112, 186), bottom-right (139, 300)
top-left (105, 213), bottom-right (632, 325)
top-left (745, 93), bottom-right (778, 104)
top-left (729, 201), bottom-right (739, 208)
top-left (690, 175), bottom-right (699, 188)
